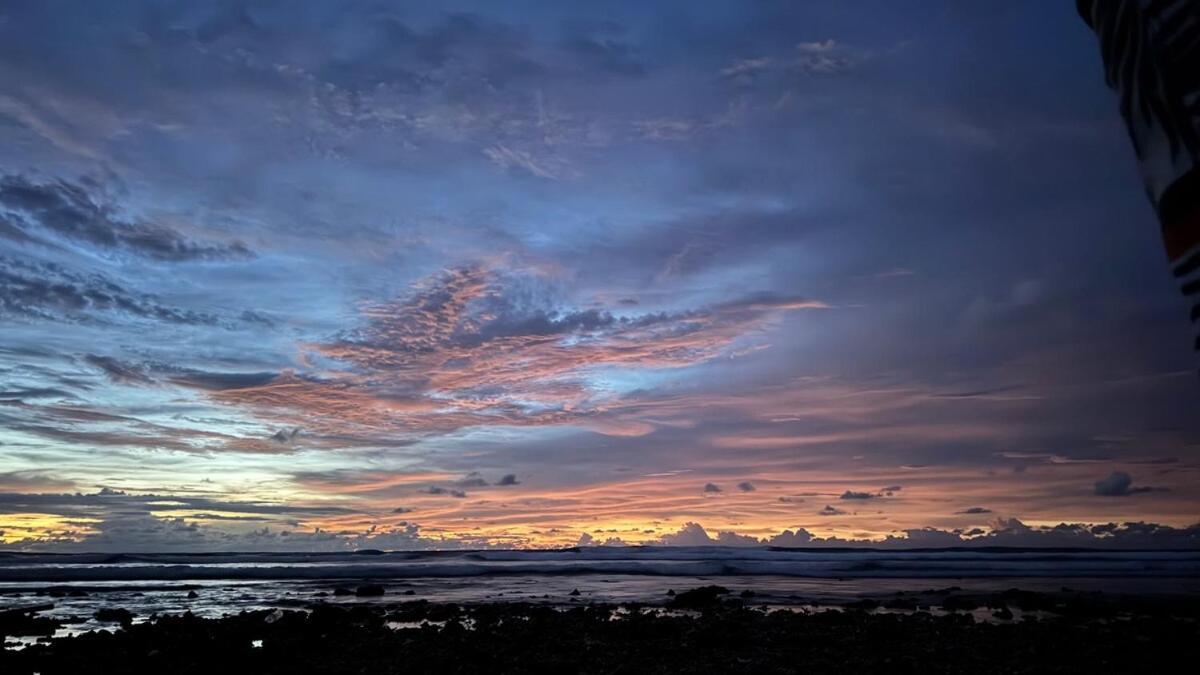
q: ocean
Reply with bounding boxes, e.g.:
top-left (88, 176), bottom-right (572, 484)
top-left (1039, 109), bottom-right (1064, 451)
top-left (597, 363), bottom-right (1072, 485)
top-left (3, 547), bottom-right (1199, 643)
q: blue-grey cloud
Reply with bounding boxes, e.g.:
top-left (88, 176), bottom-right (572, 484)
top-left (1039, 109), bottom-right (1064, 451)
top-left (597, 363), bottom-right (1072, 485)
top-left (0, 256), bottom-right (220, 325)
top-left (1094, 471), bottom-right (1162, 497)
top-left (0, 175), bottom-right (253, 262)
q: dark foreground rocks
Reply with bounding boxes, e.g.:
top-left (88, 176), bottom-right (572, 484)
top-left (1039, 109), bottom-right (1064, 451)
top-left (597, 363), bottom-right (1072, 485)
top-left (3, 594), bottom-right (1198, 675)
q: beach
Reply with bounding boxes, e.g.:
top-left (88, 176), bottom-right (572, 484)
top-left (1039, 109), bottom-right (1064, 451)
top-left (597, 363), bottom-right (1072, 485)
top-left (2, 548), bottom-right (1199, 672)
top-left (3, 586), bottom-right (1198, 674)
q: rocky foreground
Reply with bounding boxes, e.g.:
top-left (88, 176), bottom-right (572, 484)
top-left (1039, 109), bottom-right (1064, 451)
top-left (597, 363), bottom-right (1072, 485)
top-left (2, 587), bottom-right (1198, 674)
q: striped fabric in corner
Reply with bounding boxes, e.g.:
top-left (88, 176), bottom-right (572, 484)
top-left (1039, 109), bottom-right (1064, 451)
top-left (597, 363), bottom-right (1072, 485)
top-left (1077, 0), bottom-right (1200, 355)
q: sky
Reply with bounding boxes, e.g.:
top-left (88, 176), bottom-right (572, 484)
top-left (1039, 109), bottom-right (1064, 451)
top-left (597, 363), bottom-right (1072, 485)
top-left (1, 0), bottom-right (1198, 551)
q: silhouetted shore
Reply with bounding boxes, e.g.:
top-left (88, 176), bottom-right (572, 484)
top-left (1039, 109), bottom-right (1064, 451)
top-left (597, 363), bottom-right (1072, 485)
top-left (3, 586), bottom-right (1198, 673)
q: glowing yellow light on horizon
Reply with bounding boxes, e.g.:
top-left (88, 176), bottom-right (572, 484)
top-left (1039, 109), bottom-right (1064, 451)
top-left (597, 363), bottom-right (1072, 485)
top-left (0, 513), bottom-right (102, 544)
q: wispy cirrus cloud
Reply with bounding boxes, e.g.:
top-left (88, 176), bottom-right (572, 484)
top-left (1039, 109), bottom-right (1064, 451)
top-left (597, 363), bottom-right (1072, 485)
top-left (199, 262), bottom-right (825, 439)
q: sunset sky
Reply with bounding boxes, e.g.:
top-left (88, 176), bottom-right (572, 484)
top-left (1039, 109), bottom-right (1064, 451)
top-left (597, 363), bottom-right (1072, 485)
top-left (1, 0), bottom-right (1198, 551)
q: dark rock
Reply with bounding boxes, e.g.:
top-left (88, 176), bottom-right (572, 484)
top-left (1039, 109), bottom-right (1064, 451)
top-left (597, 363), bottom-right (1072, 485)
top-left (94, 608), bottom-right (135, 628)
top-left (666, 585), bottom-right (731, 610)
top-left (186, 590), bottom-right (199, 599)
top-left (569, 589), bottom-right (581, 597)
top-left (332, 587), bottom-right (353, 596)
top-left (4, 594), bottom-right (1198, 674)
top-left (942, 595), bottom-right (981, 612)
top-left (846, 599), bottom-right (880, 611)
top-left (355, 585), bottom-right (386, 597)
top-left (883, 597), bottom-right (919, 611)
top-left (0, 604), bottom-right (61, 637)
top-left (992, 607), bottom-right (1014, 621)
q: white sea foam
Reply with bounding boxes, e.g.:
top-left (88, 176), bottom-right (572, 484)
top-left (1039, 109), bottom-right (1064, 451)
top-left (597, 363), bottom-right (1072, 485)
top-left (1, 548), bottom-right (1197, 582)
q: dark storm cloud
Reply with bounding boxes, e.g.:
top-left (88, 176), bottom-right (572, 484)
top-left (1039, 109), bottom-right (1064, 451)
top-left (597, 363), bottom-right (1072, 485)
top-left (703, 482), bottom-right (721, 493)
top-left (839, 490), bottom-right (874, 500)
top-left (0, 175), bottom-right (253, 262)
top-left (423, 486), bottom-right (468, 498)
top-left (1093, 471), bottom-right (1162, 497)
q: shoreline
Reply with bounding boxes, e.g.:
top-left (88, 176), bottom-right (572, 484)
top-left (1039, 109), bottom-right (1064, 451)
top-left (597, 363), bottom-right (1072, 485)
top-left (4, 585), bottom-right (1199, 673)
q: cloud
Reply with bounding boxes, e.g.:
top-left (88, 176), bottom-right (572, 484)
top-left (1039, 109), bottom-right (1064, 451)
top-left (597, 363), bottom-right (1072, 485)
top-left (796, 40), bottom-right (837, 53)
top-left (819, 504), bottom-right (846, 515)
top-left (422, 486), bottom-right (468, 498)
top-left (957, 507), bottom-right (993, 515)
top-left (483, 145), bottom-right (576, 180)
top-left (658, 522), bottom-right (713, 546)
top-left (0, 471), bottom-right (76, 493)
top-left (83, 354), bottom-right (154, 386)
top-left (0, 175), bottom-right (253, 262)
top-left (703, 482), bottom-right (722, 493)
top-left (1094, 471), bottom-right (1161, 497)
top-left (737, 481), bottom-right (756, 492)
top-left (767, 529), bottom-right (814, 547)
top-left (718, 38), bottom-right (867, 85)
top-left (719, 57), bottom-right (773, 79)
top-left (654, 519), bottom-right (1200, 550)
top-left (204, 262), bottom-right (824, 441)
top-left (714, 530), bottom-right (762, 546)
top-left (270, 428), bottom-right (300, 444)
top-left (169, 370), bottom-right (279, 391)
top-left (839, 490), bottom-right (874, 500)
top-left (496, 474), bottom-right (520, 486)
top-left (0, 256), bottom-right (219, 325)
top-left (0, 387), bottom-right (75, 400)
top-left (561, 23), bottom-right (645, 77)
top-left (0, 489), bottom-right (362, 551)
top-left (657, 522), bottom-right (758, 547)
top-left (3, 486), bottom-right (1198, 552)
top-left (577, 532), bottom-right (630, 547)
